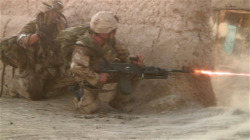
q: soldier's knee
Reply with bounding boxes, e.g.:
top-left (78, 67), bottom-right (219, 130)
top-left (98, 83), bottom-right (117, 103)
top-left (75, 90), bottom-right (100, 114)
top-left (78, 101), bottom-right (99, 114)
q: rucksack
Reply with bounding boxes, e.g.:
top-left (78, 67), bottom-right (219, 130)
top-left (56, 24), bottom-right (90, 69)
top-left (0, 36), bottom-right (27, 68)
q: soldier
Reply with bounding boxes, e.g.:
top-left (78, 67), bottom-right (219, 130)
top-left (9, 0), bottom-right (67, 100)
top-left (70, 11), bottom-right (143, 114)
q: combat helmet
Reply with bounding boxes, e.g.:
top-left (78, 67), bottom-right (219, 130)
top-left (38, 0), bottom-right (67, 28)
top-left (43, 0), bottom-right (64, 11)
top-left (90, 11), bottom-right (119, 34)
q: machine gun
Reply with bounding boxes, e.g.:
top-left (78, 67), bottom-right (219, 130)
top-left (94, 61), bottom-right (193, 80)
top-left (70, 43), bottom-right (194, 80)
top-left (88, 60), bottom-right (194, 95)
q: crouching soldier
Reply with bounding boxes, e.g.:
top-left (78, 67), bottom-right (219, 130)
top-left (68, 11), bottom-right (143, 113)
top-left (8, 0), bottom-right (67, 100)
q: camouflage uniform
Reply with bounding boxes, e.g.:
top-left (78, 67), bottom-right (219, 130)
top-left (10, 9), bottom-right (67, 100)
top-left (71, 31), bottom-right (130, 113)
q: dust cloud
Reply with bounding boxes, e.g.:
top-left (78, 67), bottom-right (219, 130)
top-left (212, 56), bottom-right (249, 109)
top-left (212, 21), bottom-right (249, 111)
top-left (205, 34), bottom-right (250, 139)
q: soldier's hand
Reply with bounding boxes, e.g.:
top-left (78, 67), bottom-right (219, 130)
top-left (36, 24), bottom-right (53, 41)
top-left (99, 73), bottom-right (110, 83)
top-left (132, 55), bottom-right (144, 66)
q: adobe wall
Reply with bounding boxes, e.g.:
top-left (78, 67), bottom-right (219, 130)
top-left (0, 0), bottom-right (216, 112)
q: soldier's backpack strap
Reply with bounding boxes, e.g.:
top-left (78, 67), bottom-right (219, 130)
top-left (72, 43), bottom-right (110, 66)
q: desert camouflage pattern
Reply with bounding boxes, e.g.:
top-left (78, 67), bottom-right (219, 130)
top-left (9, 11), bottom-right (67, 100)
top-left (71, 31), bottom-right (130, 86)
top-left (71, 31), bottom-right (130, 113)
top-left (73, 83), bottom-right (118, 114)
top-left (56, 24), bottom-right (90, 71)
top-left (17, 20), bottom-right (64, 67)
top-left (90, 11), bottom-right (118, 33)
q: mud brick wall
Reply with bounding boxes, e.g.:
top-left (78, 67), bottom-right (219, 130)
top-left (0, 0), bottom-right (216, 112)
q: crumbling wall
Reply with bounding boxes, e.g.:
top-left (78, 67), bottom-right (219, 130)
top-left (210, 0), bottom-right (250, 110)
top-left (212, 0), bottom-right (250, 10)
top-left (0, 0), bottom-right (216, 112)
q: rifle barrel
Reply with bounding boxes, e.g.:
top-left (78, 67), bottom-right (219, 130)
top-left (167, 69), bottom-right (193, 73)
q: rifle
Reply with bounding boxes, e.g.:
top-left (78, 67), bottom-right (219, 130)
top-left (72, 44), bottom-right (193, 80)
top-left (94, 60), bottom-right (193, 80)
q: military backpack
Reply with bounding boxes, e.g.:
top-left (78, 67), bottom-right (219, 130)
top-left (0, 36), bottom-right (27, 68)
top-left (56, 24), bottom-right (90, 69)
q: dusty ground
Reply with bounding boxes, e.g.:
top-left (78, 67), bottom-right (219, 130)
top-left (0, 93), bottom-right (249, 140)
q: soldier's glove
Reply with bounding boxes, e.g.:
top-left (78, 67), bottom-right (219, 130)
top-left (36, 24), bottom-right (53, 42)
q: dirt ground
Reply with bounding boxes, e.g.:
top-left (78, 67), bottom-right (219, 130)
top-left (0, 93), bottom-right (249, 140)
